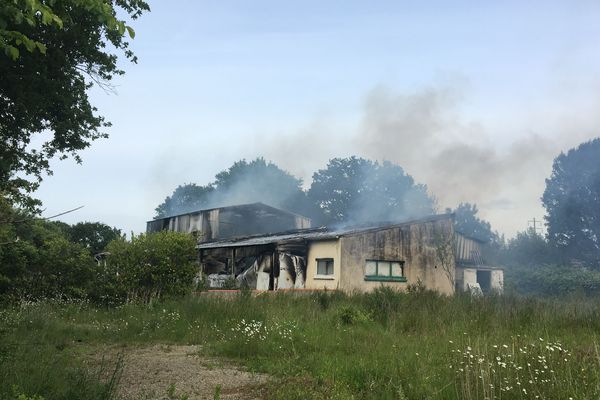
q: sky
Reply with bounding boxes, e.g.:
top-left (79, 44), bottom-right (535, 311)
top-left (35, 0), bottom-right (600, 237)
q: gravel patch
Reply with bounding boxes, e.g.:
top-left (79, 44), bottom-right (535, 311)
top-left (86, 344), bottom-right (269, 399)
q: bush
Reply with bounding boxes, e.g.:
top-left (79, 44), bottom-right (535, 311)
top-left (334, 305), bottom-right (371, 326)
top-left (505, 264), bottom-right (600, 297)
top-left (105, 231), bottom-right (198, 303)
top-left (361, 286), bottom-right (403, 324)
top-left (0, 219), bottom-right (97, 303)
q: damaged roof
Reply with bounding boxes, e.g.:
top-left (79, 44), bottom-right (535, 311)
top-left (148, 202), bottom-right (310, 224)
top-left (197, 213), bottom-right (454, 249)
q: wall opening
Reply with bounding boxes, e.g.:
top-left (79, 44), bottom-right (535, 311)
top-left (476, 270), bottom-right (492, 294)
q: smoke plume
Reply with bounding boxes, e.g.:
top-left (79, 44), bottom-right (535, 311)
top-left (256, 83), bottom-right (598, 235)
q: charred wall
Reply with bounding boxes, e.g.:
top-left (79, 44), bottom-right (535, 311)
top-left (338, 217), bottom-right (455, 294)
top-left (147, 203), bottom-right (312, 242)
top-left (218, 208), bottom-right (304, 239)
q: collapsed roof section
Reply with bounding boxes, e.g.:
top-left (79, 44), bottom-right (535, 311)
top-left (147, 202), bottom-right (311, 243)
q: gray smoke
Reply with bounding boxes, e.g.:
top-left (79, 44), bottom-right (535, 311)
top-left (156, 158), bottom-right (309, 218)
top-left (255, 83), bottom-right (597, 235)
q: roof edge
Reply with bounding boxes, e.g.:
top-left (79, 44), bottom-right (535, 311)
top-left (197, 213), bottom-right (454, 250)
top-left (147, 202), bottom-right (311, 223)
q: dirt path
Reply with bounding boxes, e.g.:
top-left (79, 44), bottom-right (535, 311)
top-left (85, 344), bottom-right (269, 400)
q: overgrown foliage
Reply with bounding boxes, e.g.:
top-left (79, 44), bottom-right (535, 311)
top-left (105, 231), bottom-right (197, 304)
top-left (0, 202), bottom-right (99, 303)
top-left (2, 291), bottom-right (600, 399)
top-left (505, 264), bottom-right (600, 297)
top-left (0, 200), bottom-right (195, 305)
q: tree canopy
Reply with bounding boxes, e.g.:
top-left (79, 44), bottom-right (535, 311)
top-left (308, 157), bottom-right (435, 225)
top-left (211, 158), bottom-right (311, 216)
top-left (450, 203), bottom-right (496, 243)
top-left (155, 184), bottom-right (215, 218)
top-left (154, 158), bottom-right (316, 219)
top-left (155, 157), bottom-right (435, 226)
top-left (501, 229), bottom-right (553, 268)
top-left (68, 221), bottom-right (123, 255)
top-left (0, 0), bottom-right (150, 210)
top-left (542, 138), bottom-right (600, 267)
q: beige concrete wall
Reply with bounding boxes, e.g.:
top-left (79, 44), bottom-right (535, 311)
top-left (491, 270), bottom-right (504, 293)
top-left (337, 217), bottom-right (456, 295)
top-left (461, 268), bottom-right (478, 291)
top-left (304, 240), bottom-right (341, 290)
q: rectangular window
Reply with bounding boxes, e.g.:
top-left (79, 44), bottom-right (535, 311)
top-left (365, 260), bottom-right (406, 282)
top-left (316, 258), bottom-right (334, 276)
top-left (365, 260), bottom-right (377, 276)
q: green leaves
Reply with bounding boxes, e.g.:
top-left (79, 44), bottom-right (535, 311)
top-left (542, 138), bottom-right (600, 267)
top-left (106, 232), bottom-right (198, 303)
top-left (126, 25), bottom-right (135, 39)
top-left (0, 0), bottom-right (64, 60)
top-left (0, 0), bottom-right (149, 211)
top-left (4, 45), bottom-right (18, 60)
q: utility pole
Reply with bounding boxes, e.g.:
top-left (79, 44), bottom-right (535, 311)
top-left (527, 217), bottom-right (543, 235)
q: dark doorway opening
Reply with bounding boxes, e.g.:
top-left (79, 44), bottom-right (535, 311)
top-left (477, 270), bottom-right (492, 294)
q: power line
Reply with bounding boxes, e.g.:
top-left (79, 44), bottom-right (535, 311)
top-left (527, 217), bottom-right (543, 234)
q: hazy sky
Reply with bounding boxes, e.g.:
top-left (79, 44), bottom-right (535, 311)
top-left (35, 1), bottom-right (600, 237)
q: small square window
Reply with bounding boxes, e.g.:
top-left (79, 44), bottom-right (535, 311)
top-left (317, 258), bottom-right (334, 275)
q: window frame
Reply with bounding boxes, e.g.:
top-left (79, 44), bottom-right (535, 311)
top-left (364, 259), bottom-right (406, 282)
top-left (315, 258), bottom-right (335, 279)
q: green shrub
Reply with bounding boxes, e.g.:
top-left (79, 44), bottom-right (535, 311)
top-left (361, 286), bottom-right (403, 325)
top-left (335, 305), bottom-right (371, 325)
top-left (506, 264), bottom-right (600, 296)
top-left (0, 222), bottom-right (97, 303)
top-left (105, 231), bottom-right (198, 303)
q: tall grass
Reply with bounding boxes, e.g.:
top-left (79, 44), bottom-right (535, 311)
top-left (2, 290), bottom-right (600, 399)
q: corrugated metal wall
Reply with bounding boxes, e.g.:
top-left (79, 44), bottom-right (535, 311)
top-left (455, 234), bottom-right (484, 264)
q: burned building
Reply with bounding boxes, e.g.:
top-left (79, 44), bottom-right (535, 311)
top-left (455, 234), bottom-right (503, 295)
top-left (146, 202), bottom-right (311, 242)
top-left (197, 213), bottom-right (503, 295)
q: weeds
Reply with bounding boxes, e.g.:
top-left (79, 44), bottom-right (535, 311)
top-left (2, 292), bottom-right (600, 399)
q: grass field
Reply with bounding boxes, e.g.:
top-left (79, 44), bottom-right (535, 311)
top-left (2, 289), bottom-right (600, 399)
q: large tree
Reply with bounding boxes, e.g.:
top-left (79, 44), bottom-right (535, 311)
top-left (68, 221), bottom-right (123, 255)
top-left (155, 158), bottom-right (318, 220)
top-left (542, 138), bottom-right (600, 267)
top-left (211, 158), bottom-right (307, 212)
top-left (308, 157), bottom-right (434, 225)
top-left (0, 0), bottom-right (150, 210)
top-left (155, 184), bottom-right (215, 218)
top-left (501, 229), bottom-right (553, 268)
top-left (450, 203), bottom-right (496, 243)
top-left (448, 202), bottom-right (505, 263)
